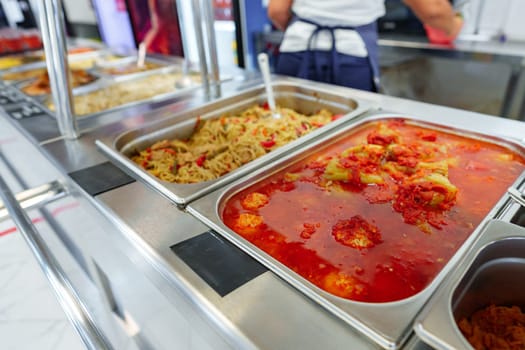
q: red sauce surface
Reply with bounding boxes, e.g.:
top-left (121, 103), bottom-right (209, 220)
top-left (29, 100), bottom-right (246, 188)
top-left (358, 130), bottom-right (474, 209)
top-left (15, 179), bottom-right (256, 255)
top-left (221, 119), bottom-right (525, 302)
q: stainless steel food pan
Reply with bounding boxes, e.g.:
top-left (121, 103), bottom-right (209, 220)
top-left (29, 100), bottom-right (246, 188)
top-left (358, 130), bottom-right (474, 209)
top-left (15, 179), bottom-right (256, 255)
top-left (186, 113), bottom-right (525, 349)
top-left (0, 51), bottom-right (43, 73)
top-left (41, 67), bottom-right (203, 120)
top-left (90, 55), bottom-right (180, 81)
top-left (96, 81), bottom-right (372, 206)
top-left (14, 71), bottom-right (102, 97)
top-left (0, 49), bottom-right (115, 83)
top-left (414, 219), bottom-right (525, 350)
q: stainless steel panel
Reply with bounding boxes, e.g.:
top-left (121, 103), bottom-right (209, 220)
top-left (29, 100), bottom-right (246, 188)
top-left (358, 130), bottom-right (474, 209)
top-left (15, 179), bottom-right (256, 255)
top-left (186, 112), bottom-right (525, 349)
top-left (414, 219), bottom-right (525, 350)
top-left (96, 81), bottom-right (372, 206)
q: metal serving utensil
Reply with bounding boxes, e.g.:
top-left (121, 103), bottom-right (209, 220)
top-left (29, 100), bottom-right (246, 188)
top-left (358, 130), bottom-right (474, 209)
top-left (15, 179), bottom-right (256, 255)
top-left (137, 42), bottom-right (146, 68)
top-left (257, 53), bottom-right (281, 119)
top-left (175, 59), bottom-right (193, 89)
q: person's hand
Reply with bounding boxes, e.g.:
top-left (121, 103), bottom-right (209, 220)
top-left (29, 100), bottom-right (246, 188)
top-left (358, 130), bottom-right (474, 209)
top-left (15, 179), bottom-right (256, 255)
top-left (267, 0), bottom-right (293, 31)
top-left (424, 14), bottom-right (463, 45)
top-left (404, 0), bottom-right (464, 44)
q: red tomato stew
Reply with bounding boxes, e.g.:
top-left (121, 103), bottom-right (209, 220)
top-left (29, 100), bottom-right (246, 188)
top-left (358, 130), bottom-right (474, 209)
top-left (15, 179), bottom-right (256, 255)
top-left (221, 119), bottom-right (525, 303)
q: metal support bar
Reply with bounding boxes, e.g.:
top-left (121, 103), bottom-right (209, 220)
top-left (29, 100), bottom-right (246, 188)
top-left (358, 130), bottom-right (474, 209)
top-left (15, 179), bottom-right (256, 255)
top-left (37, 0), bottom-right (79, 139)
top-left (0, 174), bottom-right (113, 350)
top-left (0, 180), bottom-right (67, 221)
top-left (500, 64), bottom-right (521, 119)
top-left (191, 0), bottom-right (210, 96)
top-left (202, 0), bottom-right (221, 97)
top-left (190, 0), bottom-right (221, 99)
top-left (508, 187), bottom-right (525, 207)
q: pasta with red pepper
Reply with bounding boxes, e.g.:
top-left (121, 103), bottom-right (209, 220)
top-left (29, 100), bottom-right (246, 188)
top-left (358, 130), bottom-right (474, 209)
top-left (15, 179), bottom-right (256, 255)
top-left (131, 105), bottom-right (337, 184)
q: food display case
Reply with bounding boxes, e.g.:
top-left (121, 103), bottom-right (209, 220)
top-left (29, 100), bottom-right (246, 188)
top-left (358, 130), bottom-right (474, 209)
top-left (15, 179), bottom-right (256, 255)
top-left (3, 59), bottom-right (525, 349)
top-left (2, 7), bottom-right (525, 349)
top-left (3, 58), bottom-right (525, 349)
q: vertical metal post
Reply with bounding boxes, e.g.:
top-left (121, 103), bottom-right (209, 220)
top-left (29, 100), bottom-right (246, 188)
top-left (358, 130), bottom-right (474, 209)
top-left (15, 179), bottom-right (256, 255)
top-left (174, 0), bottom-right (190, 60)
top-left (37, 0), bottom-right (79, 139)
top-left (202, 0), bottom-right (221, 97)
top-left (191, 0), bottom-right (210, 97)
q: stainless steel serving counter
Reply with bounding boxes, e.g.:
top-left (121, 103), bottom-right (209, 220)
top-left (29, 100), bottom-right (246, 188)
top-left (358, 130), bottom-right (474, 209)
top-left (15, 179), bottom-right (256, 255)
top-left (378, 34), bottom-right (525, 120)
top-left (1, 74), bottom-right (525, 350)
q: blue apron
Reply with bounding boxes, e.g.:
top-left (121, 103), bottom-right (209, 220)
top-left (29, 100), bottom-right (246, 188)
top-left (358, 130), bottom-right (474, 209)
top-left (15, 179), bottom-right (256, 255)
top-left (277, 15), bottom-right (380, 92)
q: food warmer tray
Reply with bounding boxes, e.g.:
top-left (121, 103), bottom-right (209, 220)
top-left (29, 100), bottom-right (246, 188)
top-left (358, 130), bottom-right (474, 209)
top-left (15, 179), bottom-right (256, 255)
top-left (0, 49), bottom-right (115, 83)
top-left (96, 81), bottom-right (373, 206)
top-left (29, 65), bottom-right (205, 121)
top-left (0, 51), bottom-right (44, 73)
top-left (8, 52), bottom-right (167, 99)
top-left (0, 43), bottom-right (105, 74)
top-left (186, 112), bottom-right (525, 349)
top-left (14, 71), bottom-right (103, 99)
top-left (11, 54), bottom-right (179, 94)
top-left (88, 55), bottom-right (182, 81)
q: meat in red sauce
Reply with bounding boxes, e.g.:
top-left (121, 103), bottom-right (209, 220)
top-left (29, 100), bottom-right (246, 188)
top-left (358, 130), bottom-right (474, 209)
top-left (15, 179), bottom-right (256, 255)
top-left (221, 119), bottom-right (525, 302)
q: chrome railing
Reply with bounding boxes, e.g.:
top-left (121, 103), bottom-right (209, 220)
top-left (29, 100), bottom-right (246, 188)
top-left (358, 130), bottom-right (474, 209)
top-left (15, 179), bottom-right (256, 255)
top-left (0, 180), bottom-right (67, 221)
top-left (37, 0), bottom-right (78, 139)
top-left (0, 174), bottom-right (113, 350)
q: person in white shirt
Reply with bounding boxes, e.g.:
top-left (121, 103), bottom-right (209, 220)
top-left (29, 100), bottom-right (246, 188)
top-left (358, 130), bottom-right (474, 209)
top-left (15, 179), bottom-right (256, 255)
top-left (268, 0), bottom-right (464, 91)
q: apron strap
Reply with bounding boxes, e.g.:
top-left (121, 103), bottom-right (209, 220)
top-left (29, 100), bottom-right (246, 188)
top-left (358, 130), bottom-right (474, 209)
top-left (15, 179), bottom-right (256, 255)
top-left (304, 24), bottom-right (339, 83)
top-left (293, 14), bottom-right (380, 91)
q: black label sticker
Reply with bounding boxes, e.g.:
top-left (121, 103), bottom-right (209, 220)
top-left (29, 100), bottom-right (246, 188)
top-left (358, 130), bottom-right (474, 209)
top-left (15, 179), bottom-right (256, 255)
top-left (171, 230), bottom-right (267, 297)
top-left (69, 161), bottom-right (135, 196)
